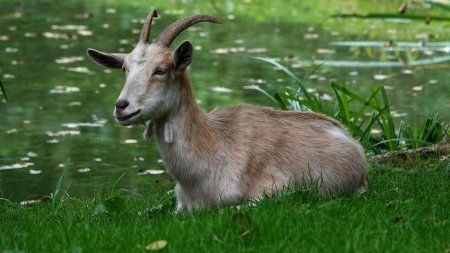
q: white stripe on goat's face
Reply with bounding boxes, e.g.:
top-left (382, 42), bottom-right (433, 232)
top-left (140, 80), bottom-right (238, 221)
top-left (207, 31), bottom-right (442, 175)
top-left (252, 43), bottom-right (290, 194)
top-left (114, 44), bottom-right (178, 125)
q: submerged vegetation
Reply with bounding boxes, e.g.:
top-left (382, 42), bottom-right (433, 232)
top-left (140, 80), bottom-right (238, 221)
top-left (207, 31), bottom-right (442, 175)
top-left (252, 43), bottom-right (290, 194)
top-left (253, 57), bottom-right (449, 154)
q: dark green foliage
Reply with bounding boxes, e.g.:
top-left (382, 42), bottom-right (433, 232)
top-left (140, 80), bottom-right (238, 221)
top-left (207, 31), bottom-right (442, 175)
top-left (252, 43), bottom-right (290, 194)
top-left (254, 58), bottom-right (449, 154)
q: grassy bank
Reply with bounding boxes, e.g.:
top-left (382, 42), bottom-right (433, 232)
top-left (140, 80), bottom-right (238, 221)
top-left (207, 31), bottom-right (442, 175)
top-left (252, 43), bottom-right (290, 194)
top-left (1, 161), bottom-right (448, 253)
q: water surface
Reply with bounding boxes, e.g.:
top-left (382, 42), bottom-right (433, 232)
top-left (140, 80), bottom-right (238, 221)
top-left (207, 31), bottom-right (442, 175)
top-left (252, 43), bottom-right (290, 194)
top-left (0, 0), bottom-right (448, 201)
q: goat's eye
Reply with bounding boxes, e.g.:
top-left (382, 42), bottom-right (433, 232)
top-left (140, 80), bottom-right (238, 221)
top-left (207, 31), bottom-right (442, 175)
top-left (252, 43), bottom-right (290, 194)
top-left (122, 67), bottom-right (126, 73)
top-left (153, 69), bottom-right (166, 76)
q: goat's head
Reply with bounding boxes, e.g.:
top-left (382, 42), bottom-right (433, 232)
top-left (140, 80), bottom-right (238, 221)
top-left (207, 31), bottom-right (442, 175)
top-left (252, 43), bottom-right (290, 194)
top-left (87, 10), bottom-right (219, 125)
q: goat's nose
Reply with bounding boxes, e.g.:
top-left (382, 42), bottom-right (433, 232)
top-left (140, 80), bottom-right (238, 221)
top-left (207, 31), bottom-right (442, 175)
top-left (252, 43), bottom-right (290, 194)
top-left (115, 100), bottom-right (129, 110)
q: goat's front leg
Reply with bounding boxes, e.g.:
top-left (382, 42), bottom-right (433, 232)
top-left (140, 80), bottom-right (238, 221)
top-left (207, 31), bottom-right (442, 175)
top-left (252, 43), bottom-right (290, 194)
top-left (174, 183), bottom-right (190, 212)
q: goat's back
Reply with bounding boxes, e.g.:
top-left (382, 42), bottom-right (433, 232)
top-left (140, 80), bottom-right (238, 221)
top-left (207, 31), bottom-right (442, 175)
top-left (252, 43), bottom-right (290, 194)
top-left (207, 104), bottom-right (367, 197)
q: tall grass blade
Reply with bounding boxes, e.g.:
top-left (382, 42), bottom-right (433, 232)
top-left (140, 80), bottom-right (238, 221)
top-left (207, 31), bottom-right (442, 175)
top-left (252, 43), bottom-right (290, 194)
top-left (253, 57), bottom-right (314, 106)
top-left (372, 138), bottom-right (431, 148)
top-left (331, 82), bottom-right (382, 110)
top-left (52, 159), bottom-right (70, 208)
top-left (0, 80), bottom-right (7, 102)
top-left (247, 85), bottom-right (285, 108)
top-left (253, 57), bottom-right (303, 83)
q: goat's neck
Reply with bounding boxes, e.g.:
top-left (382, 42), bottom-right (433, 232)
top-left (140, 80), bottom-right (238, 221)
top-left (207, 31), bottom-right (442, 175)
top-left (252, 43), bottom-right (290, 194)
top-left (153, 72), bottom-right (213, 146)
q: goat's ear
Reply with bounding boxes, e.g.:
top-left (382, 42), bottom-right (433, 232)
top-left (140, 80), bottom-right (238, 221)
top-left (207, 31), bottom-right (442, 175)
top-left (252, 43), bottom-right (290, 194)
top-left (174, 41), bottom-right (193, 70)
top-left (87, 48), bottom-right (126, 69)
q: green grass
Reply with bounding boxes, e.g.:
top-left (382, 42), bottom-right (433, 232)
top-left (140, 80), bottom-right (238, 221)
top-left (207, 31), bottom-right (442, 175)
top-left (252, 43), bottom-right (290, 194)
top-left (0, 162), bottom-right (449, 253)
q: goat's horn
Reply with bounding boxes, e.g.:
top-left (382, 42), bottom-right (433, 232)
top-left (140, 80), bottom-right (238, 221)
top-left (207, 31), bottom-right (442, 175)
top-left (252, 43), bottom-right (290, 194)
top-left (156, 14), bottom-right (220, 47)
top-left (139, 9), bottom-right (158, 44)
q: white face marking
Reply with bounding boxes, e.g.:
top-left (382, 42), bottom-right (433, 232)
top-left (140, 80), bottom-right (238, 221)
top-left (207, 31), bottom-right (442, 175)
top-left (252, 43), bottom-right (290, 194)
top-left (328, 127), bottom-right (351, 143)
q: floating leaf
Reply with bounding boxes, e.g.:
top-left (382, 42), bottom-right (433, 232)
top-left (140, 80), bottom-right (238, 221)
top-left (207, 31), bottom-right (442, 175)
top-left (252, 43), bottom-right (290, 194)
top-left (138, 169), bottom-right (165, 175)
top-left (304, 33), bottom-right (319, 40)
top-left (246, 48), bottom-right (267, 53)
top-left (123, 139), bottom-right (138, 144)
top-left (144, 240), bottom-right (167, 251)
top-left (74, 12), bottom-right (93, 20)
top-left (134, 156), bottom-right (145, 161)
top-left (402, 69), bottom-right (414, 75)
top-left (77, 168), bottom-right (90, 173)
top-left (27, 152), bottom-right (37, 157)
top-left (55, 56), bottom-right (84, 64)
top-left (0, 162), bottom-right (34, 171)
top-left (5, 47), bottom-right (18, 53)
top-left (61, 119), bottom-right (106, 128)
top-left (24, 32), bottom-right (37, 37)
top-left (3, 74), bottom-right (15, 79)
top-left (66, 67), bottom-right (90, 73)
top-left (163, 9), bottom-right (185, 15)
top-left (29, 169), bottom-right (42, 175)
top-left (47, 130), bottom-right (80, 137)
top-left (316, 48), bottom-right (335, 54)
top-left (49, 86), bottom-right (80, 94)
top-left (77, 30), bottom-right (93, 36)
top-left (42, 32), bottom-right (73, 40)
top-left (374, 74), bottom-right (389, 80)
top-left (69, 101), bottom-right (82, 107)
top-left (210, 86), bottom-right (232, 93)
top-left (212, 47), bottom-right (245, 54)
top-left (105, 8), bottom-right (117, 14)
top-left (52, 25), bottom-right (87, 30)
top-left (6, 128), bottom-right (17, 134)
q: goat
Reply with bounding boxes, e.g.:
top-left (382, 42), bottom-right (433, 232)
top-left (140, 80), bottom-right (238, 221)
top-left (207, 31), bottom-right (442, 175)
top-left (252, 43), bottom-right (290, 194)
top-left (87, 10), bottom-right (367, 211)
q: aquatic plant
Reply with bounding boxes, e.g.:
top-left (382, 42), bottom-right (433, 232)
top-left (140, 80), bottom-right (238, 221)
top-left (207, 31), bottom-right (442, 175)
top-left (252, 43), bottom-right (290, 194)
top-left (253, 57), bottom-right (449, 154)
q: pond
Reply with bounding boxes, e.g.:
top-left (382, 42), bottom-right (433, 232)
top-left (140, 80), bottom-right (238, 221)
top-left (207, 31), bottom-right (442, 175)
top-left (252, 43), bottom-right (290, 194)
top-left (0, 0), bottom-right (449, 201)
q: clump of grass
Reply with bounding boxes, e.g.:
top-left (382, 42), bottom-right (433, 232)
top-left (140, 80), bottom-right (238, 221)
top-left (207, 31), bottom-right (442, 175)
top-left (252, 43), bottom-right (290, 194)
top-left (253, 57), bottom-right (449, 154)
